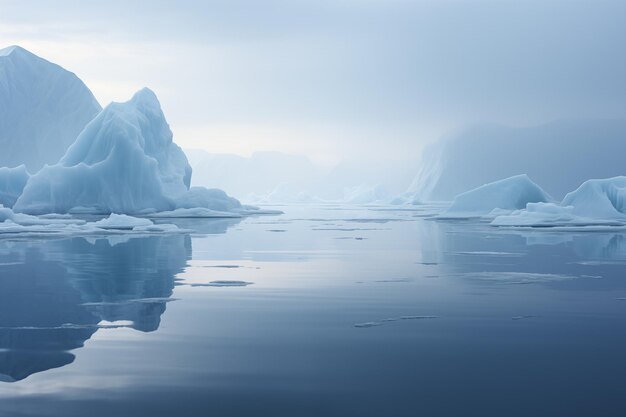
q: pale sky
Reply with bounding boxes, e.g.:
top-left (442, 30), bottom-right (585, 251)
top-left (1, 0), bottom-right (624, 164)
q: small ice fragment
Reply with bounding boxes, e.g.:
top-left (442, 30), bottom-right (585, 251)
top-left (354, 315), bottom-right (437, 328)
top-left (354, 322), bottom-right (382, 328)
top-left (191, 280), bottom-right (253, 287)
top-left (511, 315), bottom-right (538, 320)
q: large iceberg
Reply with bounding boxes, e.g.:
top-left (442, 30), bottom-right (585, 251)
top-left (14, 89), bottom-right (192, 214)
top-left (441, 174), bottom-right (551, 219)
top-left (407, 120), bottom-right (626, 202)
top-left (0, 46), bottom-right (101, 171)
top-left (11, 88), bottom-right (259, 217)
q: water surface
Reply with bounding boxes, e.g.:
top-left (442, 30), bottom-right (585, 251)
top-left (1, 205), bottom-right (625, 417)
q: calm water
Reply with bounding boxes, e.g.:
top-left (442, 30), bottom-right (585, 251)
top-left (1, 205), bottom-right (625, 417)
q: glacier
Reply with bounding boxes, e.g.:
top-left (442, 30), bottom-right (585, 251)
top-left (0, 46), bottom-right (101, 171)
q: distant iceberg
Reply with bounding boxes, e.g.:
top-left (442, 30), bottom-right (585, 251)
top-left (342, 183), bottom-right (391, 205)
top-left (406, 120), bottom-right (626, 202)
top-left (440, 174), bottom-right (551, 219)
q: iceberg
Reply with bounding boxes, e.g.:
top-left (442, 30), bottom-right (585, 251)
top-left (441, 174), bottom-right (551, 218)
top-left (0, 165), bottom-right (29, 207)
top-left (1, 46), bottom-right (279, 220)
top-left (492, 177), bottom-right (626, 227)
top-left (14, 88), bottom-right (222, 215)
top-left (561, 177), bottom-right (626, 219)
top-left (407, 120), bottom-right (626, 202)
top-left (0, 46), bottom-right (101, 171)
top-left (14, 88), bottom-right (191, 214)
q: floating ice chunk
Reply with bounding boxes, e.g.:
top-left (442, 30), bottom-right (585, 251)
top-left (190, 280), bottom-right (253, 287)
top-left (0, 207), bottom-right (183, 237)
top-left (512, 315), bottom-right (538, 320)
top-left (202, 265), bottom-right (242, 269)
top-left (491, 202), bottom-right (583, 227)
top-left (440, 175), bottom-right (551, 219)
top-left (93, 214), bottom-right (153, 230)
top-left (354, 322), bottom-right (381, 328)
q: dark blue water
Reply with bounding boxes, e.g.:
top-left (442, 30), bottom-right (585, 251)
top-left (1, 205), bottom-right (625, 417)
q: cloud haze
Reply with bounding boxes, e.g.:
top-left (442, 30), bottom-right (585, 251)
top-left (1, 0), bottom-right (624, 163)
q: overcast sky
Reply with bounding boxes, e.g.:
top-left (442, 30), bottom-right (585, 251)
top-left (1, 0), bottom-right (624, 164)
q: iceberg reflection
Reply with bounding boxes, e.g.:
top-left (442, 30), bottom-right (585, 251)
top-left (0, 233), bottom-right (192, 382)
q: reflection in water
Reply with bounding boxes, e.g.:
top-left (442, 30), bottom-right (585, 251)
top-left (0, 234), bottom-right (192, 382)
top-left (2, 207), bottom-right (626, 417)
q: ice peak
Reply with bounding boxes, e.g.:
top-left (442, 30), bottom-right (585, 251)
top-left (0, 45), bottom-right (36, 58)
top-left (129, 87), bottom-right (161, 109)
